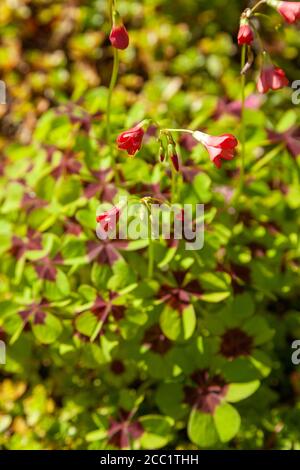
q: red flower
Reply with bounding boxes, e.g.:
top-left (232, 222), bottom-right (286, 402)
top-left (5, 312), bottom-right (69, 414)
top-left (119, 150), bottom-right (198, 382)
top-left (238, 22), bottom-right (254, 45)
top-left (117, 123), bottom-right (145, 156)
top-left (109, 24), bottom-right (129, 50)
top-left (193, 131), bottom-right (238, 168)
top-left (96, 206), bottom-right (120, 232)
top-left (257, 65), bottom-right (289, 93)
top-left (277, 1), bottom-right (300, 23)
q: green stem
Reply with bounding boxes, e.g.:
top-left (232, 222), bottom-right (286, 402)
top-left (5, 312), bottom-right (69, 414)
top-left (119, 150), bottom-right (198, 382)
top-left (171, 165), bottom-right (176, 204)
top-left (237, 44), bottom-right (247, 198)
top-left (251, 144), bottom-right (284, 173)
top-left (148, 212), bottom-right (154, 278)
top-left (107, 49), bottom-right (119, 156)
top-left (107, 0), bottom-right (120, 183)
top-left (164, 128), bottom-right (193, 134)
top-left (250, 0), bottom-right (267, 14)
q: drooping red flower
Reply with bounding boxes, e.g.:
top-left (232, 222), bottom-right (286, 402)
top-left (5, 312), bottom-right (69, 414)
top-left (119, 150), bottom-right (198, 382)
top-left (109, 24), bottom-right (129, 50)
top-left (96, 206), bottom-right (120, 232)
top-left (184, 369), bottom-right (228, 414)
top-left (257, 65), bottom-right (289, 94)
top-left (170, 152), bottom-right (180, 171)
top-left (277, 1), bottom-right (300, 23)
top-left (117, 123), bottom-right (145, 156)
top-left (193, 131), bottom-right (238, 168)
top-left (238, 22), bottom-right (254, 45)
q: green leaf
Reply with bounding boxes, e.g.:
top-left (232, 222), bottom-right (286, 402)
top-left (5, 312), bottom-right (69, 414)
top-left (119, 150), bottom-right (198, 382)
top-left (213, 402), bottom-right (241, 443)
top-left (155, 383), bottom-right (186, 419)
top-left (160, 304), bottom-right (196, 341)
top-left (188, 410), bottom-right (219, 448)
top-left (75, 311), bottom-right (97, 338)
top-left (140, 415), bottom-right (174, 449)
top-left (226, 381), bottom-right (260, 403)
top-left (32, 314), bottom-right (62, 344)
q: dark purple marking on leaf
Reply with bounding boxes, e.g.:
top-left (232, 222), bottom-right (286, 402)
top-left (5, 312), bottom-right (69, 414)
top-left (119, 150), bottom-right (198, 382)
top-left (158, 271), bottom-right (202, 313)
top-left (10, 229), bottom-right (42, 259)
top-left (86, 240), bottom-right (128, 266)
top-left (21, 192), bottom-right (47, 213)
top-left (261, 220), bottom-right (281, 235)
top-left (179, 133), bottom-right (198, 152)
top-left (83, 168), bottom-right (117, 201)
top-left (43, 145), bottom-right (57, 163)
top-left (19, 299), bottom-right (49, 327)
top-left (143, 324), bottom-right (172, 355)
top-left (248, 242), bottom-right (266, 258)
top-left (110, 360), bottom-right (126, 375)
top-left (0, 327), bottom-right (6, 342)
top-left (51, 150), bottom-right (81, 178)
top-left (184, 369), bottom-right (228, 414)
top-left (74, 292), bottom-right (125, 340)
top-left (214, 94), bottom-right (263, 120)
top-left (237, 210), bottom-right (254, 228)
top-left (64, 217), bottom-right (82, 236)
top-left (55, 103), bottom-right (102, 134)
top-left (220, 328), bottom-right (253, 360)
top-left (34, 311), bottom-right (47, 325)
top-left (91, 293), bottom-right (125, 322)
top-left (34, 254), bottom-right (63, 281)
top-left (217, 263), bottom-right (251, 295)
top-left (180, 160), bottom-right (201, 183)
top-left (269, 179), bottom-right (289, 195)
top-left (107, 409), bottom-right (144, 449)
top-left (268, 126), bottom-right (300, 159)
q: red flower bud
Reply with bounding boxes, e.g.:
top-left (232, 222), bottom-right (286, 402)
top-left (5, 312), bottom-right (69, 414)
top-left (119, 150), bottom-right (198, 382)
top-left (257, 65), bottom-right (289, 94)
top-left (238, 22), bottom-right (254, 45)
top-left (96, 206), bottom-right (120, 232)
top-left (277, 1), bottom-right (300, 23)
top-left (117, 123), bottom-right (145, 156)
top-left (109, 24), bottom-right (129, 50)
top-left (193, 131), bottom-right (238, 169)
top-left (170, 153), bottom-right (179, 172)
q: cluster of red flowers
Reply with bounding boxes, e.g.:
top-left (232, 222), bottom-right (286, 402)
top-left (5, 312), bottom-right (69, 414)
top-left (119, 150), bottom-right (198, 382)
top-left (116, 125), bottom-right (238, 170)
top-left (98, 1), bottom-right (297, 228)
top-left (237, 1), bottom-right (300, 93)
